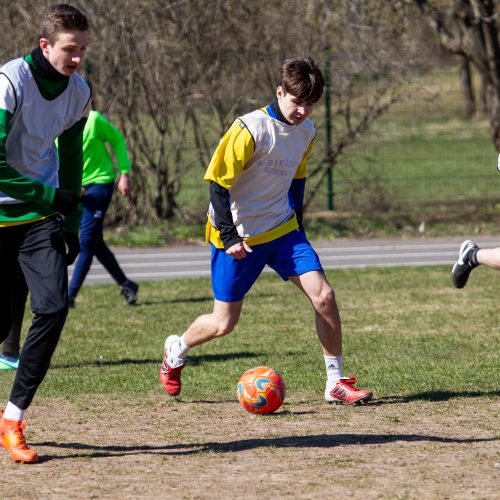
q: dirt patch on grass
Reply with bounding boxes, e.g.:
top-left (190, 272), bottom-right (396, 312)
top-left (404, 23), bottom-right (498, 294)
top-left (1, 396), bottom-right (498, 499)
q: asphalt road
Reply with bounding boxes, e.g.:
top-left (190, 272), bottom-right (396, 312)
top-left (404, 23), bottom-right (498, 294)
top-left (69, 236), bottom-right (500, 286)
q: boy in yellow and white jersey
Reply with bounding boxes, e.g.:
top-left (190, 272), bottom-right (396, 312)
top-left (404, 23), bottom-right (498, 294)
top-left (160, 56), bottom-right (372, 405)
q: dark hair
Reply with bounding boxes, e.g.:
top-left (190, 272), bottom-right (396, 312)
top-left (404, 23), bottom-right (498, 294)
top-left (41, 4), bottom-right (88, 44)
top-left (279, 56), bottom-right (324, 103)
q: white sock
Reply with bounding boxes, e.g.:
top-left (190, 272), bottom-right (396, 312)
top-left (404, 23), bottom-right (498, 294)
top-left (3, 401), bottom-right (24, 421)
top-left (324, 355), bottom-right (343, 388)
top-left (169, 335), bottom-right (190, 360)
top-left (177, 335), bottom-right (190, 359)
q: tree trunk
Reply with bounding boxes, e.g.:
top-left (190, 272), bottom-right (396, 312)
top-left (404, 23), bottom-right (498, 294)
top-left (459, 54), bottom-right (475, 118)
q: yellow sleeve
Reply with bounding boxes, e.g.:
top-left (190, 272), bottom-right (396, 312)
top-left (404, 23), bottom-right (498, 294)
top-left (294, 138), bottom-right (315, 180)
top-left (204, 119), bottom-right (255, 188)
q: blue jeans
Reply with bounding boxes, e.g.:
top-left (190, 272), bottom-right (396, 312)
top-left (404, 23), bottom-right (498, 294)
top-left (68, 182), bottom-right (127, 298)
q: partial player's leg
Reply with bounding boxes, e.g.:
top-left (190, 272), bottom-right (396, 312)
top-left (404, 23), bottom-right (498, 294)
top-left (160, 242), bottom-right (268, 396)
top-left (267, 231), bottom-right (372, 404)
top-left (91, 182), bottom-right (139, 305)
top-left (11, 216), bottom-right (68, 410)
top-left (452, 239), bottom-right (500, 289)
top-left (451, 240), bottom-right (479, 288)
top-left (0, 229), bottom-right (38, 463)
top-left (0, 227), bottom-right (21, 345)
top-left (476, 247), bottom-right (500, 268)
top-left (95, 240), bottom-right (139, 304)
top-left (289, 270), bottom-right (341, 354)
top-left (1, 216), bottom-right (67, 463)
top-left (0, 264), bottom-right (28, 371)
top-left (290, 270), bottom-right (373, 404)
top-left (68, 183), bottom-right (110, 304)
top-left (160, 299), bottom-right (243, 396)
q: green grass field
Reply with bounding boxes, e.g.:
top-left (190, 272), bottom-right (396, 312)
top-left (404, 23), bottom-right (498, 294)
top-left (1, 265), bottom-right (498, 498)
top-left (3, 265), bottom-right (497, 403)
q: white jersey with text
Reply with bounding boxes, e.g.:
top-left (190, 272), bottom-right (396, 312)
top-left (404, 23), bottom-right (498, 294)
top-left (0, 57), bottom-right (91, 205)
top-left (205, 108), bottom-right (315, 246)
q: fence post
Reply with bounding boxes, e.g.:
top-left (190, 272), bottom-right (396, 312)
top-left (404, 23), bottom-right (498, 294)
top-left (323, 46), bottom-right (334, 210)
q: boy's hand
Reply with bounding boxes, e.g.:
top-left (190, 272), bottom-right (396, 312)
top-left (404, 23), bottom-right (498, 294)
top-left (64, 232), bottom-right (80, 266)
top-left (51, 188), bottom-right (80, 215)
top-left (118, 173), bottom-right (132, 197)
top-left (226, 241), bottom-right (253, 260)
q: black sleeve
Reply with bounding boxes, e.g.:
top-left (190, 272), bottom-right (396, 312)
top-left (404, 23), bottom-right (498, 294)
top-left (210, 181), bottom-right (243, 250)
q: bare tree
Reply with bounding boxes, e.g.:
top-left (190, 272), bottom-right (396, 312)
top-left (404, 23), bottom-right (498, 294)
top-left (409, 0), bottom-right (500, 149)
top-left (459, 53), bottom-right (476, 117)
top-left (299, 0), bottom-right (422, 209)
top-left (0, 0), bottom-right (431, 220)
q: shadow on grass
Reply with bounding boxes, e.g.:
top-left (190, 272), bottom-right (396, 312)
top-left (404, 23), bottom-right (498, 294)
top-left (373, 390), bottom-right (500, 404)
top-left (177, 389), bottom-right (500, 406)
top-left (136, 296), bottom-right (213, 306)
top-left (127, 290), bottom-right (280, 307)
top-left (50, 352), bottom-right (260, 369)
top-left (34, 433), bottom-right (498, 462)
top-left (179, 403), bottom-right (314, 416)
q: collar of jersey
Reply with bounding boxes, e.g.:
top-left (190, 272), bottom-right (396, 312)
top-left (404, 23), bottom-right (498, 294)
top-left (265, 101), bottom-right (293, 125)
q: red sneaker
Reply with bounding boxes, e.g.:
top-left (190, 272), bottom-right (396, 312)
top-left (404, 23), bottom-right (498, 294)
top-left (326, 377), bottom-right (373, 404)
top-left (0, 415), bottom-right (38, 463)
top-left (159, 336), bottom-right (185, 396)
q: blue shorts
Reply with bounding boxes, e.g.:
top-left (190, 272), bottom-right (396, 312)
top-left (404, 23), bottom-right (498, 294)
top-left (211, 230), bottom-right (323, 302)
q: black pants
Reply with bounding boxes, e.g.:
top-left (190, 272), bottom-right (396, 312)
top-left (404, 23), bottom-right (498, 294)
top-left (0, 215), bottom-right (68, 409)
top-left (1, 264), bottom-right (27, 358)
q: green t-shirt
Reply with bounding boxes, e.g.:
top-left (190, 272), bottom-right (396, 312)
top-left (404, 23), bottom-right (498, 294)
top-left (82, 110), bottom-right (131, 186)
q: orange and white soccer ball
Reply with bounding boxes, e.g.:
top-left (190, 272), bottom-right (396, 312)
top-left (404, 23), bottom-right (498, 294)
top-left (237, 366), bottom-right (285, 414)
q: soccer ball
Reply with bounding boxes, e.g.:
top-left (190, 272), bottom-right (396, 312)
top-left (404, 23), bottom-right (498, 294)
top-left (237, 366), bottom-right (285, 414)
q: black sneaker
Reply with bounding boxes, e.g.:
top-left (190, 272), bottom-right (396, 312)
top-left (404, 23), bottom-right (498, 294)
top-left (120, 280), bottom-right (139, 305)
top-left (451, 240), bottom-right (479, 289)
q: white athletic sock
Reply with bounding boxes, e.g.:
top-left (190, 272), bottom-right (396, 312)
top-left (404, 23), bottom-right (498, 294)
top-left (177, 335), bottom-right (190, 359)
top-left (3, 401), bottom-right (24, 421)
top-left (169, 335), bottom-right (190, 360)
top-left (324, 355), bottom-right (343, 388)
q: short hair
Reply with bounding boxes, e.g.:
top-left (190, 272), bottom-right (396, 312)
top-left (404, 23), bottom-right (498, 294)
top-left (41, 4), bottom-right (88, 44)
top-left (279, 56), bottom-right (324, 103)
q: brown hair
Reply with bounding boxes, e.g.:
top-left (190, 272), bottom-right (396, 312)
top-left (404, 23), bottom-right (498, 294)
top-left (41, 4), bottom-right (88, 44)
top-left (279, 56), bottom-right (324, 103)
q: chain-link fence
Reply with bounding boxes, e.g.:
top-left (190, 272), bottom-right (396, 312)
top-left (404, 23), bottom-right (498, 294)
top-left (309, 69), bottom-right (497, 213)
top-left (169, 68), bottom-right (497, 219)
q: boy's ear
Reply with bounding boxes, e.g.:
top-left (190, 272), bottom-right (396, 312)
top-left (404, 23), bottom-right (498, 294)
top-left (39, 38), bottom-right (50, 51)
top-left (276, 85), bottom-right (285, 99)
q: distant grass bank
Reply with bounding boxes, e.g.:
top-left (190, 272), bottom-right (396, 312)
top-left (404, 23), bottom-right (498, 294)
top-left (104, 204), bottom-right (500, 247)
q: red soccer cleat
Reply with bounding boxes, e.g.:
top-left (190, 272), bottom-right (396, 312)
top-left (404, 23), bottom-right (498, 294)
top-left (326, 377), bottom-right (373, 404)
top-left (159, 336), bottom-right (185, 396)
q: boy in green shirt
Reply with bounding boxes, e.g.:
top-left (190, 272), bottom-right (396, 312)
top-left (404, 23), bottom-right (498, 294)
top-left (68, 109), bottom-right (138, 306)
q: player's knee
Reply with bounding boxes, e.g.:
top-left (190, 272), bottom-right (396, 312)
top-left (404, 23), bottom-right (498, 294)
top-left (313, 286), bottom-right (336, 310)
top-left (214, 324), bottom-right (234, 337)
top-left (213, 318), bottom-right (237, 338)
top-left (31, 294), bottom-right (68, 318)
